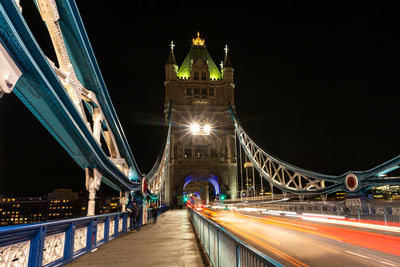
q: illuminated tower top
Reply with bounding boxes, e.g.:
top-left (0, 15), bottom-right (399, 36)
top-left (176, 33), bottom-right (222, 80)
top-left (192, 32), bottom-right (205, 46)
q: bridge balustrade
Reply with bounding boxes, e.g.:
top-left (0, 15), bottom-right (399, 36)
top-left (240, 202), bottom-right (400, 227)
top-left (146, 206), bottom-right (170, 222)
top-left (187, 208), bottom-right (283, 267)
top-left (0, 212), bottom-right (130, 266)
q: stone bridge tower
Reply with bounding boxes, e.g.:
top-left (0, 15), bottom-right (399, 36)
top-left (164, 33), bottom-right (237, 206)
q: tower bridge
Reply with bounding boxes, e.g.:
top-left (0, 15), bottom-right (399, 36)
top-left (1, 1), bottom-right (400, 266)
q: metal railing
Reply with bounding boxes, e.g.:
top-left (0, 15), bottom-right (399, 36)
top-left (0, 212), bottom-right (131, 266)
top-left (230, 201), bottom-right (400, 227)
top-left (147, 206), bottom-right (170, 222)
top-left (187, 208), bottom-right (283, 267)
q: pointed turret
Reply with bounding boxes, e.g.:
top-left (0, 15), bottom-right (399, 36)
top-left (165, 41), bottom-right (178, 81)
top-left (222, 44), bottom-right (234, 83)
top-left (177, 33), bottom-right (222, 80)
top-left (166, 41), bottom-right (177, 65)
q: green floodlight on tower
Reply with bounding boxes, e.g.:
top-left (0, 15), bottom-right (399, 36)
top-left (183, 196), bottom-right (189, 202)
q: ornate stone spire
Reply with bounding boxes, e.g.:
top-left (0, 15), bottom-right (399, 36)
top-left (223, 44), bottom-right (232, 68)
top-left (166, 40), bottom-right (177, 65)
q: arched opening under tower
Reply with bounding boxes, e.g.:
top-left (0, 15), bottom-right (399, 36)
top-left (183, 174), bottom-right (220, 204)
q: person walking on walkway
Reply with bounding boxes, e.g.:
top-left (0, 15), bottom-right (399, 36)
top-left (151, 203), bottom-right (159, 224)
top-left (133, 202), bottom-right (141, 231)
top-left (127, 198), bottom-right (134, 230)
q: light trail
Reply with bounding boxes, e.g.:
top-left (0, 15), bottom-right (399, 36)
top-left (199, 208), bottom-right (400, 266)
top-left (200, 210), bottom-right (308, 267)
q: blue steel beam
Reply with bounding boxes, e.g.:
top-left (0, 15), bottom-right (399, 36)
top-left (0, 1), bottom-right (138, 191)
top-left (53, 0), bottom-right (142, 180)
top-left (230, 105), bottom-right (400, 194)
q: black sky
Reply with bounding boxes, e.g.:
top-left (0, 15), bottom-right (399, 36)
top-left (1, 1), bottom-right (399, 196)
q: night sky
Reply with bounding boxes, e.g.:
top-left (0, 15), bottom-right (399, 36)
top-left (1, 1), bottom-right (399, 196)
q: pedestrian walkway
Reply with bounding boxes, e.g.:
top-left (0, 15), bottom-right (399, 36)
top-left (66, 210), bottom-right (206, 267)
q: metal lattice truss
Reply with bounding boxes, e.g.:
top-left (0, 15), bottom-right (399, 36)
top-left (231, 108), bottom-right (400, 194)
top-left (235, 122), bottom-right (340, 194)
top-left (35, 0), bottom-right (129, 176)
top-left (146, 105), bottom-right (172, 197)
top-left (1, 0), bottom-right (145, 191)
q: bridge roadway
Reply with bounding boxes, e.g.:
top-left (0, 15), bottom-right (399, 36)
top-left (199, 208), bottom-right (400, 267)
top-left (66, 210), bottom-right (206, 267)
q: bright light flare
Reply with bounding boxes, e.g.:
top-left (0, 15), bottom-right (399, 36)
top-left (203, 124), bottom-right (211, 134)
top-left (190, 123), bottom-right (200, 134)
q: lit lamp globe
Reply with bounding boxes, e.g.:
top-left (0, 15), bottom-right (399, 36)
top-left (203, 124), bottom-right (211, 135)
top-left (190, 123), bottom-right (200, 134)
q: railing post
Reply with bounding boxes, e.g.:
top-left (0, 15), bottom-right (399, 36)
top-left (384, 208), bottom-right (387, 226)
top-left (28, 225), bottom-right (46, 267)
top-left (105, 216), bottom-right (110, 242)
top-left (87, 219), bottom-right (95, 250)
top-left (217, 229), bottom-right (220, 267)
top-left (236, 244), bottom-right (241, 267)
top-left (123, 213), bottom-right (127, 233)
top-left (65, 222), bottom-right (76, 263)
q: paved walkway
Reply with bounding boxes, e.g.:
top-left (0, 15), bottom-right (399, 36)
top-left (67, 210), bottom-right (206, 267)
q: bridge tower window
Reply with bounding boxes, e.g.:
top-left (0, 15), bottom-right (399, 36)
top-left (195, 145), bottom-right (208, 158)
top-left (194, 88), bottom-right (200, 95)
top-left (209, 88), bottom-right (214, 96)
top-left (186, 88), bottom-right (192, 95)
top-left (201, 72), bottom-right (206, 80)
top-left (194, 71), bottom-right (199, 80)
top-left (184, 148), bottom-right (192, 158)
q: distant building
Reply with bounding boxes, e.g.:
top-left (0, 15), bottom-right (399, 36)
top-left (47, 189), bottom-right (84, 220)
top-left (97, 197), bottom-right (121, 214)
top-left (371, 185), bottom-right (400, 200)
top-left (0, 189), bottom-right (85, 226)
top-left (0, 197), bottom-right (48, 226)
top-left (47, 188), bottom-right (79, 200)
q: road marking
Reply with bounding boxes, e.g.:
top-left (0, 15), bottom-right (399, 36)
top-left (344, 250), bottom-right (370, 259)
top-left (379, 261), bottom-right (397, 266)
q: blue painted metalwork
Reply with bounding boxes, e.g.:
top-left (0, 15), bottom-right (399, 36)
top-left (0, 1), bottom-right (140, 191)
top-left (230, 105), bottom-right (400, 194)
top-left (53, 0), bottom-right (141, 175)
top-left (188, 208), bottom-right (283, 267)
top-left (0, 212), bottom-right (131, 266)
top-left (144, 101), bottom-right (172, 198)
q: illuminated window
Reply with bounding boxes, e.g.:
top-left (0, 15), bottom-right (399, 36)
top-left (209, 88), bottom-right (214, 96)
top-left (186, 88), bottom-right (192, 95)
top-left (184, 148), bottom-right (192, 158)
top-left (194, 71), bottom-right (199, 80)
top-left (201, 72), bottom-right (206, 80)
top-left (195, 145), bottom-right (208, 158)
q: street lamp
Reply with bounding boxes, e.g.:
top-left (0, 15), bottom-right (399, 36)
top-left (190, 123), bottom-right (200, 134)
top-left (189, 122), bottom-right (212, 135)
top-left (203, 124), bottom-right (211, 134)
